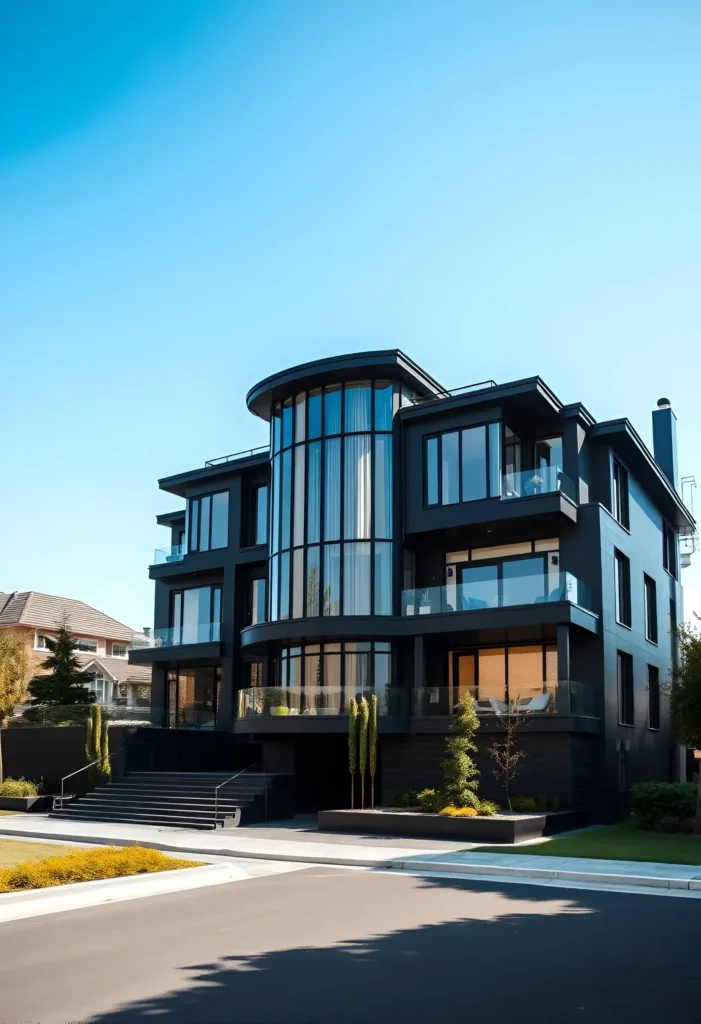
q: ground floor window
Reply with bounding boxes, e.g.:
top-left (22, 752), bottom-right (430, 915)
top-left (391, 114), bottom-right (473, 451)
top-left (448, 642), bottom-right (557, 712)
top-left (90, 676), bottom-right (113, 703)
top-left (166, 666), bottom-right (221, 729)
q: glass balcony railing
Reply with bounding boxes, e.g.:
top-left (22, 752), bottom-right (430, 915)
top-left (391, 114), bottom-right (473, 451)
top-left (502, 466), bottom-right (575, 501)
top-left (402, 571), bottom-right (591, 616)
top-left (412, 681), bottom-right (598, 717)
top-left (153, 622), bottom-right (221, 647)
top-left (237, 685), bottom-right (406, 719)
top-left (153, 545), bottom-right (186, 565)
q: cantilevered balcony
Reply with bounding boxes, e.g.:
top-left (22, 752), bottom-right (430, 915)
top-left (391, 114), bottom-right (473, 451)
top-left (152, 544), bottom-right (186, 565)
top-left (402, 570), bottom-right (590, 616)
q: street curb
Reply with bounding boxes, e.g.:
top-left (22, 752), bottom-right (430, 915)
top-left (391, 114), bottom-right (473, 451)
top-left (391, 859), bottom-right (701, 891)
top-left (0, 863), bottom-right (247, 923)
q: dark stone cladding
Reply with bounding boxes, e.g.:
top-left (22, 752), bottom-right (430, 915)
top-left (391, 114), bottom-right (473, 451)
top-left (245, 348), bottom-right (445, 420)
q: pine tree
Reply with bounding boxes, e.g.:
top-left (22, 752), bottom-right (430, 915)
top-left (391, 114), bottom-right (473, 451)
top-left (27, 622), bottom-right (96, 707)
top-left (441, 691), bottom-right (481, 808)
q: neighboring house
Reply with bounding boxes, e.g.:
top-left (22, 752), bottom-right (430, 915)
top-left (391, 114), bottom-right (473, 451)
top-left (131, 350), bottom-right (696, 819)
top-left (0, 591), bottom-right (152, 708)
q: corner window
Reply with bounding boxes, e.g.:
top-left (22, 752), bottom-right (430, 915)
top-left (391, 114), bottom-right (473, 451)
top-left (663, 522), bottom-right (677, 578)
top-left (188, 491), bottom-right (229, 553)
top-left (647, 664), bottom-right (660, 730)
top-left (612, 459), bottom-right (630, 530)
top-left (617, 651), bottom-right (634, 726)
top-left (644, 574), bottom-right (658, 644)
top-left (424, 423), bottom-right (501, 507)
top-left (614, 549), bottom-right (631, 627)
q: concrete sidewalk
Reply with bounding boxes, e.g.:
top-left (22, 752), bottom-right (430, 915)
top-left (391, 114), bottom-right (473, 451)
top-left (1, 815), bottom-right (700, 894)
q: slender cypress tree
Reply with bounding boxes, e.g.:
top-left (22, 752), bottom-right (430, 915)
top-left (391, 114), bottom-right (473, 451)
top-left (441, 691), bottom-right (481, 808)
top-left (348, 697), bottom-right (358, 808)
top-left (358, 697), bottom-right (369, 810)
top-left (369, 693), bottom-right (378, 809)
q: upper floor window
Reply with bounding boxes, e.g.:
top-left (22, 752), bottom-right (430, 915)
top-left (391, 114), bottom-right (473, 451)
top-left (111, 643), bottom-right (129, 658)
top-left (170, 584), bottom-right (222, 645)
top-left (614, 549), bottom-right (631, 627)
top-left (647, 664), bottom-right (660, 730)
top-left (663, 521), bottom-right (677, 578)
top-left (644, 574), bottom-right (658, 644)
top-left (249, 578), bottom-right (267, 625)
top-left (612, 459), bottom-right (630, 530)
top-left (74, 637), bottom-right (98, 653)
top-left (188, 490), bottom-right (229, 553)
top-left (255, 485), bottom-right (268, 545)
top-left (424, 422), bottom-right (501, 507)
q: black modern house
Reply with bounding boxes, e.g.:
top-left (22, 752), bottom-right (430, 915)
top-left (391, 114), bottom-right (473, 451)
top-left (127, 350), bottom-right (695, 821)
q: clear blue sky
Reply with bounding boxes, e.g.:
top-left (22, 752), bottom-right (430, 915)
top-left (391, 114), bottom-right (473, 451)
top-left (2, 0), bottom-right (700, 630)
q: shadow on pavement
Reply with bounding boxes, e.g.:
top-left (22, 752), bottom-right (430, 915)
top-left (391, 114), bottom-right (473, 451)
top-left (90, 873), bottom-right (698, 1024)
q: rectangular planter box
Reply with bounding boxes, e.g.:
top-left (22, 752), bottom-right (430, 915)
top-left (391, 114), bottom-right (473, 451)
top-left (0, 796), bottom-right (54, 813)
top-left (317, 808), bottom-right (587, 843)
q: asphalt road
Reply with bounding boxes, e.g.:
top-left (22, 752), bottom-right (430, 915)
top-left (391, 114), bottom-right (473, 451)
top-left (0, 867), bottom-right (698, 1024)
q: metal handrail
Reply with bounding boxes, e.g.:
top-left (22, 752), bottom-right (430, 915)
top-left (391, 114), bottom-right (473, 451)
top-left (213, 761), bottom-right (264, 827)
top-left (55, 745), bottom-right (125, 811)
top-left (413, 379), bottom-right (498, 405)
top-left (205, 445), bottom-right (269, 467)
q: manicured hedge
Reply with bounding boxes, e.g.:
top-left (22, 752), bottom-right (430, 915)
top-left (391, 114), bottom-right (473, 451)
top-left (630, 781), bottom-right (698, 830)
top-left (0, 845), bottom-right (202, 893)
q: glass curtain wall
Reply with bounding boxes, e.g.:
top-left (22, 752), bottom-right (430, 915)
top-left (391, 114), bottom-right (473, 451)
top-left (268, 381), bottom-right (397, 620)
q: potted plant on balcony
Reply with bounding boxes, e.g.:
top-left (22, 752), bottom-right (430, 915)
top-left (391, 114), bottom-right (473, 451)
top-left (524, 473), bottom-right (544, 496)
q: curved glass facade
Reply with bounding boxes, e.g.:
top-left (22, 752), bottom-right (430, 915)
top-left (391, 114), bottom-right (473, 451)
top-left (268, 380), bottom-right (405, 620)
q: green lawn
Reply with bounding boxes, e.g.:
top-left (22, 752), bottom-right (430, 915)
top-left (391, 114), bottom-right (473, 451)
top-left (476, 821), bottom-right (701, 866)
top-left (0, 838), bottom-right (80, 868)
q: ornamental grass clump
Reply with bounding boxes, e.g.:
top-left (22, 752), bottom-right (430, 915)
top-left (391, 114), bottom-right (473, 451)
top-left (0, 845), bottom-right (202, 893)
top-left (0, 777), bottom-right (38, 797)
top-left (439, 806), bottom-right (478, 818)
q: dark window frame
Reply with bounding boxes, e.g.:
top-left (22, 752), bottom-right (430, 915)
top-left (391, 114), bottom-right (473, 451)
top-left (273, 641), bottom-right (392, 692)
top-left (187, 490), bottom-right (229, 553)
top-left (423, 421), bottom-right (501, 508)
top-left (617, 650), bottom-right (635, 726)
top-left (647, 664), bottom-right (660, 731)
top-left (614, 549), bottom-right (632, 628)
top-left (451, 642), bottom-right (557, 704)
top-left (166, 665), bottom-right (221, 729)
top-left (644, 574), bottom-right (658, 644)
top-left (612, 459), bottom-right (630, 530)
top-left (663, 521), bottom-right (677, 579)
top-left (169, 583), bottom-right (223, 644)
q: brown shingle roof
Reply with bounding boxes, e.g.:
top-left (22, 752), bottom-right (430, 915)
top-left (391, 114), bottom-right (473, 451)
top-left (0, 592), bottom-right (134, 642)
top-left (77, 655), bottom-right (151, 686)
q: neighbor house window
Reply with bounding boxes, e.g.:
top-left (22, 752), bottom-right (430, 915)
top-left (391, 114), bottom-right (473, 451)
top-left (90, 677), bottom-right (111, 703)
top-left (35, 633), bottom-right (52, 650)
top-left (170, 585), bottom-right (222, 645)
top-left (617, 651), bottom-right (634, 726)
top-left (74, 638), bottom-right (98, 653)
top-left (663, 522), bottom-right (677, 578)
top-left (612, 459), bottom-right (630, 530)
top-left (614, 549), bottom-right (631, 627)
top-left (644, 574), bottom-right (658, 644)
top-left (648, 665), bottom-right (660, 730)
top-left (111, 643), bottom-right (129, 658)
top-left (187, 490), bottom-right (229, 553)
top-left (424, 423), bottom-right (501, 507)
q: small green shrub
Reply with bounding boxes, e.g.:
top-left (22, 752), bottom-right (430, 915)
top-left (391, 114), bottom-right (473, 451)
top-left (476, 800), bottom-right (499, 817)
top-left (416, 788), bottom-right (442, 813)
top-left (439, 806), bottom-right (478, 817)
top-left (392, 788), bottom-right (419, 809)
top-left (0, 845), bottom-right (203, 893)
top-left (0, 778), bottom-right (39, 797)
top-left (511, 796), bottom-right (537, 812)
top-left (630, 781), bottom-right (698, 830)
top-left (658, 815), bottom-right (682, 834)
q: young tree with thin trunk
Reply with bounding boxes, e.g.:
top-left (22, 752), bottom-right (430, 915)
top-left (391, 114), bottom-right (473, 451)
top-left (0, 631), bottom-right (32, 783)
top-left (369, 693), bottom-right (378, 809)
top-left (669, 622), bottom-right (701, 834)
top-left (358, 696), bottom-right (369, 809)
top-left (488, 699), bottom-right (527, 811)
top-left (348, 697), bottom-right (358, 808)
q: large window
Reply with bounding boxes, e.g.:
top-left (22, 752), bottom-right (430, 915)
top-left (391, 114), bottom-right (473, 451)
top-left (170, 585), bottom-right (222, 645)
top-left (425, 422), bottom-right (501, 507)
top-left (644, 574), bottom-right (658, 644)
top-left (647, 664), bottom-right (660, 730)
top-left (268, 380), bottom-right (398, 620)
top-left (614, 549), bottom-right (631, 627)
top-left (166, 667), bottom-right (220, 729)
top-left (612, 459), bottom-right (630, 530)
top-left (90, 677), bottom-right (112, 703)
top-left (663, 522), bottom-right (677, 578)
top-left (74, 638), bottom-right (98, 653)
top-left (187, 491), bottom-right (229, 553)
top-left (617, 651), bottom-right (634, 726)
top-left (273, 641), bottom-right (391, 693)
top-left (450, 643), bottom-right (557, 708)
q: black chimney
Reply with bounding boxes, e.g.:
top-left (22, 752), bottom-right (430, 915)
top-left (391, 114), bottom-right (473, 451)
top-left (652, 398), bottom-right (678, 490)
